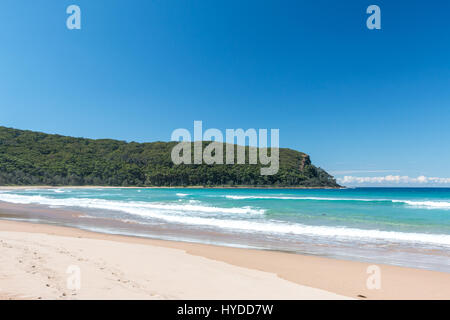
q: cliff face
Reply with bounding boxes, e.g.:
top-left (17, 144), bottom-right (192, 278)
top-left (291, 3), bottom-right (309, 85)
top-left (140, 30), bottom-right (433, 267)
top-left (0, 126), bottom-right (339, 188)
top-left (300, 154), bottom-right (311, 171)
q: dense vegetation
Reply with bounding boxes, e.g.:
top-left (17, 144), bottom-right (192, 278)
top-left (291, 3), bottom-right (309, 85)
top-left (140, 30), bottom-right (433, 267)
top-left (0, 126), bottom-right (339, 188)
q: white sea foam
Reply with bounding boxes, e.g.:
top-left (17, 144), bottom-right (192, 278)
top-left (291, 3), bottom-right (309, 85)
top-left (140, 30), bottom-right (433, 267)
top-left (392, 200), bottom-right (450, 209)
top-left (0, 193), bottom-right (449, 246)
top-left (225, 195), bottom-right (390, 201)
top-left (0, 193), bottom-right (265, 215)
top-left (224, 195), bottom-right (450, 209)
top-left (176, 193), bottom-right (189, 197)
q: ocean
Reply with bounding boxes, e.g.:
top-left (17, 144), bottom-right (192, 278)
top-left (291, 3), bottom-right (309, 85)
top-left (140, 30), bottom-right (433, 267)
top-left (0, 187), bottom-right (449, 272)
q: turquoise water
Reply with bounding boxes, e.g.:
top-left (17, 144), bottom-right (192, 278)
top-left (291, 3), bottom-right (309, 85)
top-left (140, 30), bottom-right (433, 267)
top-left (1, 188), bottom-right (449, 271)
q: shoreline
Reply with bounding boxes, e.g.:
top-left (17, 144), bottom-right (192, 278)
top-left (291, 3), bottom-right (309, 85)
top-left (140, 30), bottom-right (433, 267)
top-left (1, 219), bottom-right (449, 299)
top-left (2, 199), bottom-right (449, 274)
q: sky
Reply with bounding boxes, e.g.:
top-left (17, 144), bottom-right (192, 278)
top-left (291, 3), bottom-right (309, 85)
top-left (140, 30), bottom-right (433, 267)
top-left (0, 0), bottom-right (449, 186)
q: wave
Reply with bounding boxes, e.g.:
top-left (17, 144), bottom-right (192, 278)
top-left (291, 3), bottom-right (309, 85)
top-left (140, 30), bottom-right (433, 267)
top-left (0, 193), bottom-right (449, 246)
top-left (224, 195), bottom-right (450, 209)
top-left (225, 195), bottom-right (349, 200)
top-left (176, 193), bottom-right (189, 197)
top-left (0, 193), bottom-right (265, 215)
top-left (392, 200), bottom-right (450, 209)
top-left (225, 195), bottom-right (397, 201)
top-left (118, 211), bottom-right (450, 246)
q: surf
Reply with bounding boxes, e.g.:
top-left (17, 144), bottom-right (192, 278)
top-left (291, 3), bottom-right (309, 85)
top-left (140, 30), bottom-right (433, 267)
top-left (0, 192), bottom-right (449, 247)
top-left (223, 195), bottom-right (450, 209)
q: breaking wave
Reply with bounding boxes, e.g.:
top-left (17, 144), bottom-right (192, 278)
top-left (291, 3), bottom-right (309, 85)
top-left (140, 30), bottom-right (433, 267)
top-left (224, 195), bottom-right (450, 209)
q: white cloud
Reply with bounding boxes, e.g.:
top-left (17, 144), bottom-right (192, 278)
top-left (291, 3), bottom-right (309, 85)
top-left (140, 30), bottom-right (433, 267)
top-left (338, 175), bottom-right (450, 185)
top-left (330, 170), bottom-right (400, 175)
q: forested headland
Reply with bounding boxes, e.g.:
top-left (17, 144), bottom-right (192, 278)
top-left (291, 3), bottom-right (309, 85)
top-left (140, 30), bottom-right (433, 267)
top-left (0, 126), bottom-right (339, 188)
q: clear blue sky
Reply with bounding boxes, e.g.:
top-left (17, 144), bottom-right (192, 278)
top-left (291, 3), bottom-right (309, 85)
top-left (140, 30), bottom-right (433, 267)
top-left (1, 1), bottom-right (449, 186)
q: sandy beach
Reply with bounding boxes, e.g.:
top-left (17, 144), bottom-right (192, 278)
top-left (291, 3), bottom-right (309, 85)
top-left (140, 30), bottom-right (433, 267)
top-left (0, 219), bottom-right (449, 300)
top-left (0, 220), bottom-right (350, 300)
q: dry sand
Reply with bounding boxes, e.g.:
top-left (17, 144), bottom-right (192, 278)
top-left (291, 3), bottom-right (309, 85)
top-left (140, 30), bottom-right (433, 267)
top-left (0, 220), bottom-right (449, 300)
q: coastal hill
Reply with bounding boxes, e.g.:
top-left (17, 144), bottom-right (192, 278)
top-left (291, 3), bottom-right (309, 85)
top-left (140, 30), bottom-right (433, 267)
top-left (0, 126), bottom-right (339, 188)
